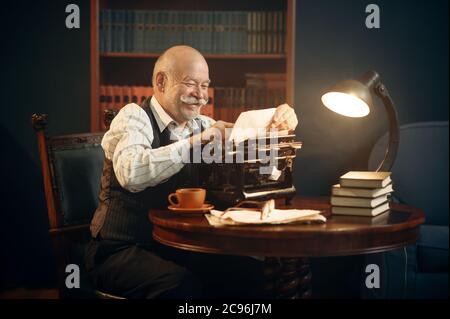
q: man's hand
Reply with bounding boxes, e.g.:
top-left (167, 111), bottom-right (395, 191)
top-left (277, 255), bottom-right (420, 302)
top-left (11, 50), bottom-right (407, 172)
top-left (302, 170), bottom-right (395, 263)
top-left (269, 104), bottom-right (298, 131)
top-left (206, 120), bottom-right (235, 140)
top-left (190, 120), bottom-right (234, 145)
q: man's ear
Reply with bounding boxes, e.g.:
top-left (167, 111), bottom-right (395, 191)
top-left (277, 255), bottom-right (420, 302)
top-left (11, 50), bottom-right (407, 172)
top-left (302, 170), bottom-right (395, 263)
top-left (155, 72), bottom-right (166, 93)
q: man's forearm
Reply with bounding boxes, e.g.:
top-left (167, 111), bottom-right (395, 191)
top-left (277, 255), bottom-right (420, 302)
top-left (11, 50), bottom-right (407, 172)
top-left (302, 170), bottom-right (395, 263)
top-left (113, 139), bottom-right (192, 192)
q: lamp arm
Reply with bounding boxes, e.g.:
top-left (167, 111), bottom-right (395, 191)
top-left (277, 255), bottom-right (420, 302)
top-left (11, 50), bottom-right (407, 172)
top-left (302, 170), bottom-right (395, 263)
top-left (373, 82), bottom-right (400, 172)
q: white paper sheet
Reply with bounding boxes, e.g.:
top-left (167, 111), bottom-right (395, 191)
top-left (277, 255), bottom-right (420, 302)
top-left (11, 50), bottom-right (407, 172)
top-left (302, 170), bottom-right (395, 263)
top-left (208, 208), bottom-right (326, 225)
top-left (228, 108), bottom-right (276, 144)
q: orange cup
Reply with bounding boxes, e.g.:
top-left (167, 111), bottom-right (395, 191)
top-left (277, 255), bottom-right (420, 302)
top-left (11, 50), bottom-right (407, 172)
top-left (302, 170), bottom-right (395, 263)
top-left (168, 188), bottom-right (206, 209)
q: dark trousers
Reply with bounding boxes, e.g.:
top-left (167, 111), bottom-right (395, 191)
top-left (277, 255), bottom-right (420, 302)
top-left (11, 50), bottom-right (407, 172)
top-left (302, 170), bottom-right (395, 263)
top-left (85, 239), bottom-right (265, 299)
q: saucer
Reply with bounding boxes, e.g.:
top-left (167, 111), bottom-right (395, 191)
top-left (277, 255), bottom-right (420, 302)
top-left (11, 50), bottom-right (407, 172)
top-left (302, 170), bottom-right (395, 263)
top-left (168, 203), bottom-right (214, 214)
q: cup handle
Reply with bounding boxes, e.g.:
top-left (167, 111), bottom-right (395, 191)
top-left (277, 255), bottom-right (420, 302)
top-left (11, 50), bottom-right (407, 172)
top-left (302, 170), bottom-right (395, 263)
top-left (168, 193), bottom-right (179, 207)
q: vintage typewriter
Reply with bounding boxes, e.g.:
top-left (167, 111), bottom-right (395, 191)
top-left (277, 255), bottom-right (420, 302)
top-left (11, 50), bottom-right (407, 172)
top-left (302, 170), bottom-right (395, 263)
top-left (199, 132), bottom-right (302, 208)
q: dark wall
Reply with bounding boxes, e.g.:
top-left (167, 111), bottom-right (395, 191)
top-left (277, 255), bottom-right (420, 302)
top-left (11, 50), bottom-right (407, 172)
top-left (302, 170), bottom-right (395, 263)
top-left (0, 0), bottom-right (90, 289)
top-left (293, 0), bottom-right (449, 195)
top-left (0, 0), bottom-right (448, 290)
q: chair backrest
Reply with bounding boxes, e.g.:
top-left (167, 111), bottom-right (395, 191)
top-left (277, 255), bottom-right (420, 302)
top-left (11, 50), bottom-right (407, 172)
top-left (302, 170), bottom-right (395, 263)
top-left (32, 114), bottom-right (105, 297)
top-left (50, 135), bottom-right (104, 226)
top-left (369, 121), bottom-right (449, 226)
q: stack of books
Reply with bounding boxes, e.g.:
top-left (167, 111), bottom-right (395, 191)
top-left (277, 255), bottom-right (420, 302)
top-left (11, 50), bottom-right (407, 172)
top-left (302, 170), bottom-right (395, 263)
top-left (331, 171), bottom-right (393, 216)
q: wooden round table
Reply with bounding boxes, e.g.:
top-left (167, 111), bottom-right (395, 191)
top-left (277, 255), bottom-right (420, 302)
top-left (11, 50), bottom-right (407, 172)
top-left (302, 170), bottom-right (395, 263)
top-left (149, 196), bottom-right (425, 298)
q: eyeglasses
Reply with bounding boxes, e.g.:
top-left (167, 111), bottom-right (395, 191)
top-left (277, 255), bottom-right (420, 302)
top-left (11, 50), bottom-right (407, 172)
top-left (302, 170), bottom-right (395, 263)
top-left (220, 200), bottom-right (275, 220)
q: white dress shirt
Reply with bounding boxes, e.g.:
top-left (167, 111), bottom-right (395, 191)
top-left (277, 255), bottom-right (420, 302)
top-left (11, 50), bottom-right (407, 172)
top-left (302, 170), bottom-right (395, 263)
top-left (101, 96), bottom-right (215, 193)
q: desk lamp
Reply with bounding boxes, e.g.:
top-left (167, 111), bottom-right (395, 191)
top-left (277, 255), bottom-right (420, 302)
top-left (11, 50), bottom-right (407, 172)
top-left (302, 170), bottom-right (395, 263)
top-left (321, 70), bottom-right (399, 171)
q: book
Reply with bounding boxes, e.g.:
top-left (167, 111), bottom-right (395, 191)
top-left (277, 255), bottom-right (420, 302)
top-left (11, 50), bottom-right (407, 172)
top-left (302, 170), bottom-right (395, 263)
top-left (340, 171), bottom-right (392, 189)
top-left (332, 183), bottom-right (394, 198)
top-left (332, 202), bottom-right (390, 217)
top-left (331, 194), bottom-right (388, 208)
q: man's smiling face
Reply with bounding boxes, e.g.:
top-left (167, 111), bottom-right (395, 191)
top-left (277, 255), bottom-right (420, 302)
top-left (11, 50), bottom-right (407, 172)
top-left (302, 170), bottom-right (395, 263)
top-left (163, 55), bottom-right (210, 124)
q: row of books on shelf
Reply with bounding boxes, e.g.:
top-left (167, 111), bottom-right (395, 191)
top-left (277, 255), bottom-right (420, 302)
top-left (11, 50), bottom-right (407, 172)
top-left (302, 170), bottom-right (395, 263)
top-left (98, 85), bottom-right (214, 130)
top-left (331, 171), bottom-right (393, 217)
top-left (98, 84), bottom-right (285, 124)
top-left (214, 72), bottom-right (286, 121)
top-left (99, 10), bottom-right (286, 54)
top-left (214, 87), bottom-right (285, 122)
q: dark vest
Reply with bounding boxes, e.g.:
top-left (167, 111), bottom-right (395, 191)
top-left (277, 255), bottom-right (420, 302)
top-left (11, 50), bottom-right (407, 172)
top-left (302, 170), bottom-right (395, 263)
top-left (90, 98), bottom-right (203, 243)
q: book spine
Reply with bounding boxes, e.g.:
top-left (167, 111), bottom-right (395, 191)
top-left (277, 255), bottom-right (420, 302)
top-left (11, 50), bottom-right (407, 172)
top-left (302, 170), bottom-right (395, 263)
top-left (331, 196), bottom-right (388, 208)
top-left (261, 11), bottom-right (266, 54)
top-left (341, 179), bottom-right (383, 189)
top-left (124, 10), bottom-right (132, 52)
top-left (122, 86), bottom-right (131, 106)
top-left (134, 11), bottom-right (143, 53)
top-left (246, 11), bottom-right (252, 54)
top-left (117, 10), bottom-right (125, 52)
top-left (167, 11), bottom-right (176, 48)
top-left (175, 11), bottom-right (184, 49)
top-left (147, 11), bottom-right (156, 53)
top-left (205, 12), bottom-right (213, 54)
top-left (99, 85), bottom-right (107, 130)
top-left (332, 203), bottom-right (390, 216)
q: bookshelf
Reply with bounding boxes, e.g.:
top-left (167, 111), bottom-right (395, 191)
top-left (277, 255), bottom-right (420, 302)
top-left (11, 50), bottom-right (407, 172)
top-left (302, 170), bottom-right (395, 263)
top-left (90, 0), bottom-right (296, 132)
top-left (101, 53), bottom-right (286, 59)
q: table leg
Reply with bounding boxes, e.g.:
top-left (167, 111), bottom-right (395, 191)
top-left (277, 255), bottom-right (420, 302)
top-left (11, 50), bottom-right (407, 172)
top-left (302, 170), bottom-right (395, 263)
top-left (264, 257), bottom-right (312, 299)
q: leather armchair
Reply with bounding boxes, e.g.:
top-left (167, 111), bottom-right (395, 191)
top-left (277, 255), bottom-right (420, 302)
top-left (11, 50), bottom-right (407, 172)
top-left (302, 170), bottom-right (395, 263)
top-left (32, 114), bottom-right (123, 299)
top-left (367, 121), bottom-right (448, 299)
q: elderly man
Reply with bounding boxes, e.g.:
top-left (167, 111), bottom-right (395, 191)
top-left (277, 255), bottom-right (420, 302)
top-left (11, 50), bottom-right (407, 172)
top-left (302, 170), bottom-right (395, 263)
top-left (85, 45), bottom-right (298, 299)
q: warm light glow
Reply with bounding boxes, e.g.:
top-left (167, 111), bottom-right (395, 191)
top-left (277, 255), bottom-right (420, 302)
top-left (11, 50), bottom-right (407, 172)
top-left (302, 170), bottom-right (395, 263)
top-left (321, 92), bottom-right (370, 117)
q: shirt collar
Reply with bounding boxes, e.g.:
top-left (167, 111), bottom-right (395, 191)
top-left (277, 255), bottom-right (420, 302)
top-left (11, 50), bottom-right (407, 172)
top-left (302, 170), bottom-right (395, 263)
top-left (150, 96), bottom-right (200, 133)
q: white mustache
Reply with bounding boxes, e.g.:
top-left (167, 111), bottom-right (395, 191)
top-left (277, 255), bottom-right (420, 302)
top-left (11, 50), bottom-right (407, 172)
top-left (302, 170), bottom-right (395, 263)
top-left (180, 95), bottom-right (208, 106)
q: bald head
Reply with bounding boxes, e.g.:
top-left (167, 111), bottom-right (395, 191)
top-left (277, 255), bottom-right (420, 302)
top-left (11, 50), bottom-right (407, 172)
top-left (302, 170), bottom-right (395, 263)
top-left (151, 46), bottom-right (210, 125)
top-left (152, 45), bottom-right (208, 87)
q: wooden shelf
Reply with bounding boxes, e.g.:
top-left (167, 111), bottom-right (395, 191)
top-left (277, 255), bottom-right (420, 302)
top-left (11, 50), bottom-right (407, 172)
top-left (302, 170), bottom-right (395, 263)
top-left (101, 52), bottom-right (287, 59)
top-left (90, 0), bottom-right (296, 132)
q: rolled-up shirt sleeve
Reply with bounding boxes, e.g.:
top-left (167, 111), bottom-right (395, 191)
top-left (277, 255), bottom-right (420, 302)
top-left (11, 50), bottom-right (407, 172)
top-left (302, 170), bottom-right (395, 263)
top-left (101, 104), bottom-right (191, 193)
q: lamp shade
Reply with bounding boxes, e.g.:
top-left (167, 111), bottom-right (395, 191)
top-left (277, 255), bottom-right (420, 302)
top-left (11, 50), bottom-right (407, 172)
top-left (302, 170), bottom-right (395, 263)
top-left (321, 79), bottom-right (373, 118)
top-left (320, 70), bottom-right (399, 171)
